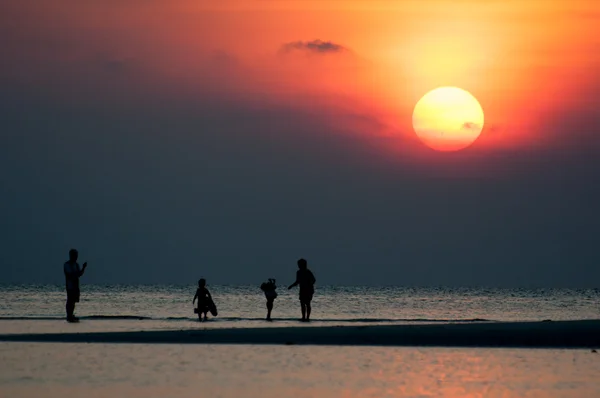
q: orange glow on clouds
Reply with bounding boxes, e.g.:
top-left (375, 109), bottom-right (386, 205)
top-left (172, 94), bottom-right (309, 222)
top-left (2, 0), bottom-right (599, 154)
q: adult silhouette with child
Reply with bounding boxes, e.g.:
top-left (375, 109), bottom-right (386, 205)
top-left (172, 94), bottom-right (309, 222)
top-left (288, 258), bottom-right (316, 322)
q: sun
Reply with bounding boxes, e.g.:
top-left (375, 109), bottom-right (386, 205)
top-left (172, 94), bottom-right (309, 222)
top-left (412, 87), bottom-right (484, 152)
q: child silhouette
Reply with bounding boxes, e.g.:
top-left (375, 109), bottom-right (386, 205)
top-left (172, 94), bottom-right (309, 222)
top-left (260, 278), bottom-right (278, 321)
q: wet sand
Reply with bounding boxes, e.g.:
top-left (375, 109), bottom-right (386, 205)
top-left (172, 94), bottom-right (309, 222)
top-left (1, 320), bottom-right (599, 348)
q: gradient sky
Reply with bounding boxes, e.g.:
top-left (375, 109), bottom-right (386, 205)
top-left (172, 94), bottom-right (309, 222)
top-left (1, 0), bottom-right (599, 286)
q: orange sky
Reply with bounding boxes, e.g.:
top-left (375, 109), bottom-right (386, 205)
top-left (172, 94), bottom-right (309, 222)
top-left (3, 0), bottom-right (599, 153)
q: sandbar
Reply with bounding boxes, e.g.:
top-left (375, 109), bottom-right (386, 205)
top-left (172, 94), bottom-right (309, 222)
top-left (1, 320), bottom-right (599, 348)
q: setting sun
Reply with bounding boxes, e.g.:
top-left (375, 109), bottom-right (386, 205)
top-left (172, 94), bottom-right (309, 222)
top-left (412, 87), bottom-right (485, 152)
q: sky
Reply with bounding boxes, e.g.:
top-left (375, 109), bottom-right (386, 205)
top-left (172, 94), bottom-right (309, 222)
top-left (1, 0), bottom-right (599, 287)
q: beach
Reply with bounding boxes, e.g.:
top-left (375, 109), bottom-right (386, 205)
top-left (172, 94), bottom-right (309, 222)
top-left (2, 320), bottom-right (599, 348)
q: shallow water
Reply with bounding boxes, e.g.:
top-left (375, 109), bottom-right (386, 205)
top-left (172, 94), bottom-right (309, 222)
top-left (1, 285), bottom-right (599, 333)
top-left (1, 343), bottom-right (599, 398)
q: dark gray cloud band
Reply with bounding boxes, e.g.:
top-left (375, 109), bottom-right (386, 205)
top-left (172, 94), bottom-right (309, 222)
top-left (462, 122), bottom-right (480, 130)
top-left (280, 40), bottom-right (347, 54)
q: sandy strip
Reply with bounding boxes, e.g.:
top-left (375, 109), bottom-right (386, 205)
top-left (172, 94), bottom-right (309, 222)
top-left (1, 320), bottom-right (599, 348)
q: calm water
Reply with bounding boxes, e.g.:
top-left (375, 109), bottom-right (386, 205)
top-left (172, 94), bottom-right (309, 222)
top-left (0, 285), bottom-right (599, 334)
top-left (1, 285), bottom-right (600, 397)
top-left (1, 343), bottom-right (599, 398)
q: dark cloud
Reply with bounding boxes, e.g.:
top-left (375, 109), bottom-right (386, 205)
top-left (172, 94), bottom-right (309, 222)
top-left (462, 122), bottom-right (480, 130)
top-left (98, 56), bottom-right (136, 76)
top-left (486, 124), bottom-right (500, 133)
top-left (280, 40), bottom-right (347, 55)
top-left (210, 50), bottom-right (238, 69)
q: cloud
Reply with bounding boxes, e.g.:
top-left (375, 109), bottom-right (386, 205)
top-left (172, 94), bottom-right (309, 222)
top-left (280, 40), bottom-right (347, 55)
top-left (462, 122), bottom-right (480, 130)
top-left (210, 50), bottom-right (238, 69)
top-left (98, 55), bottom-right (137, 76)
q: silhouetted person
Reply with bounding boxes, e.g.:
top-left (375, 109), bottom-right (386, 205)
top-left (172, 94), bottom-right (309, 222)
top-left (64, 249), bottom-right (88, 322)
top-left (260, 278), bottom-right (278, 321)
top-left (193, 278), bottom-right (212, 322)
top-left (288, 258), bottom-right (316, 321)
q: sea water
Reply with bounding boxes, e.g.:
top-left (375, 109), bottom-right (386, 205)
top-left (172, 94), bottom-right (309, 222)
top-left (1, 285), bottom-right (600, 397)
top-left (0, 285), bottom-right (599, 333)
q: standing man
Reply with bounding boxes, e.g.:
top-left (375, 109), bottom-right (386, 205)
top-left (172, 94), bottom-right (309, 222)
top-left (64, 249), bottom-right (88, 322)
top-left (288, 258), bottom-right (316, 322)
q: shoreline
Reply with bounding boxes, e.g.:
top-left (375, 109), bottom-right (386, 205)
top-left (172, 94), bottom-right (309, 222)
top-left (1, 320), bottom-right (600, 348)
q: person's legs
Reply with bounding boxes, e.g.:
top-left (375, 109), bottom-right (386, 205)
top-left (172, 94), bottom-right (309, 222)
top-left (266, 299), bottom-right (273, 320)
top-left (306, 291), bottom-right (313, 320)
top-left (66, 290), bottom-right (79, 321)
top-left (299, 290), bottom-right (313, 321)
top-left (66, 298), bottom-right (75, 320)
top-left (198, 301), bottom-right (206, 321)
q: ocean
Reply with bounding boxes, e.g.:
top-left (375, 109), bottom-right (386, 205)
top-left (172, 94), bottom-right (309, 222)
top-left (1, 285), bottom-right (600, 397)
top-left (1, 284), bottom-right (599, 328)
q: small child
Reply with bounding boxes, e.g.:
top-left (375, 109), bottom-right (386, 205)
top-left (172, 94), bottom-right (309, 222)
top-left (260, 278), bottom-right (278, 321)
top-left (193, 278), bottom-right (212, 322)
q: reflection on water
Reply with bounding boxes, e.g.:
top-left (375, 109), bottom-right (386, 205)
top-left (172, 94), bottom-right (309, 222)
top-left (1, 343), bottom-right (599, 397)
